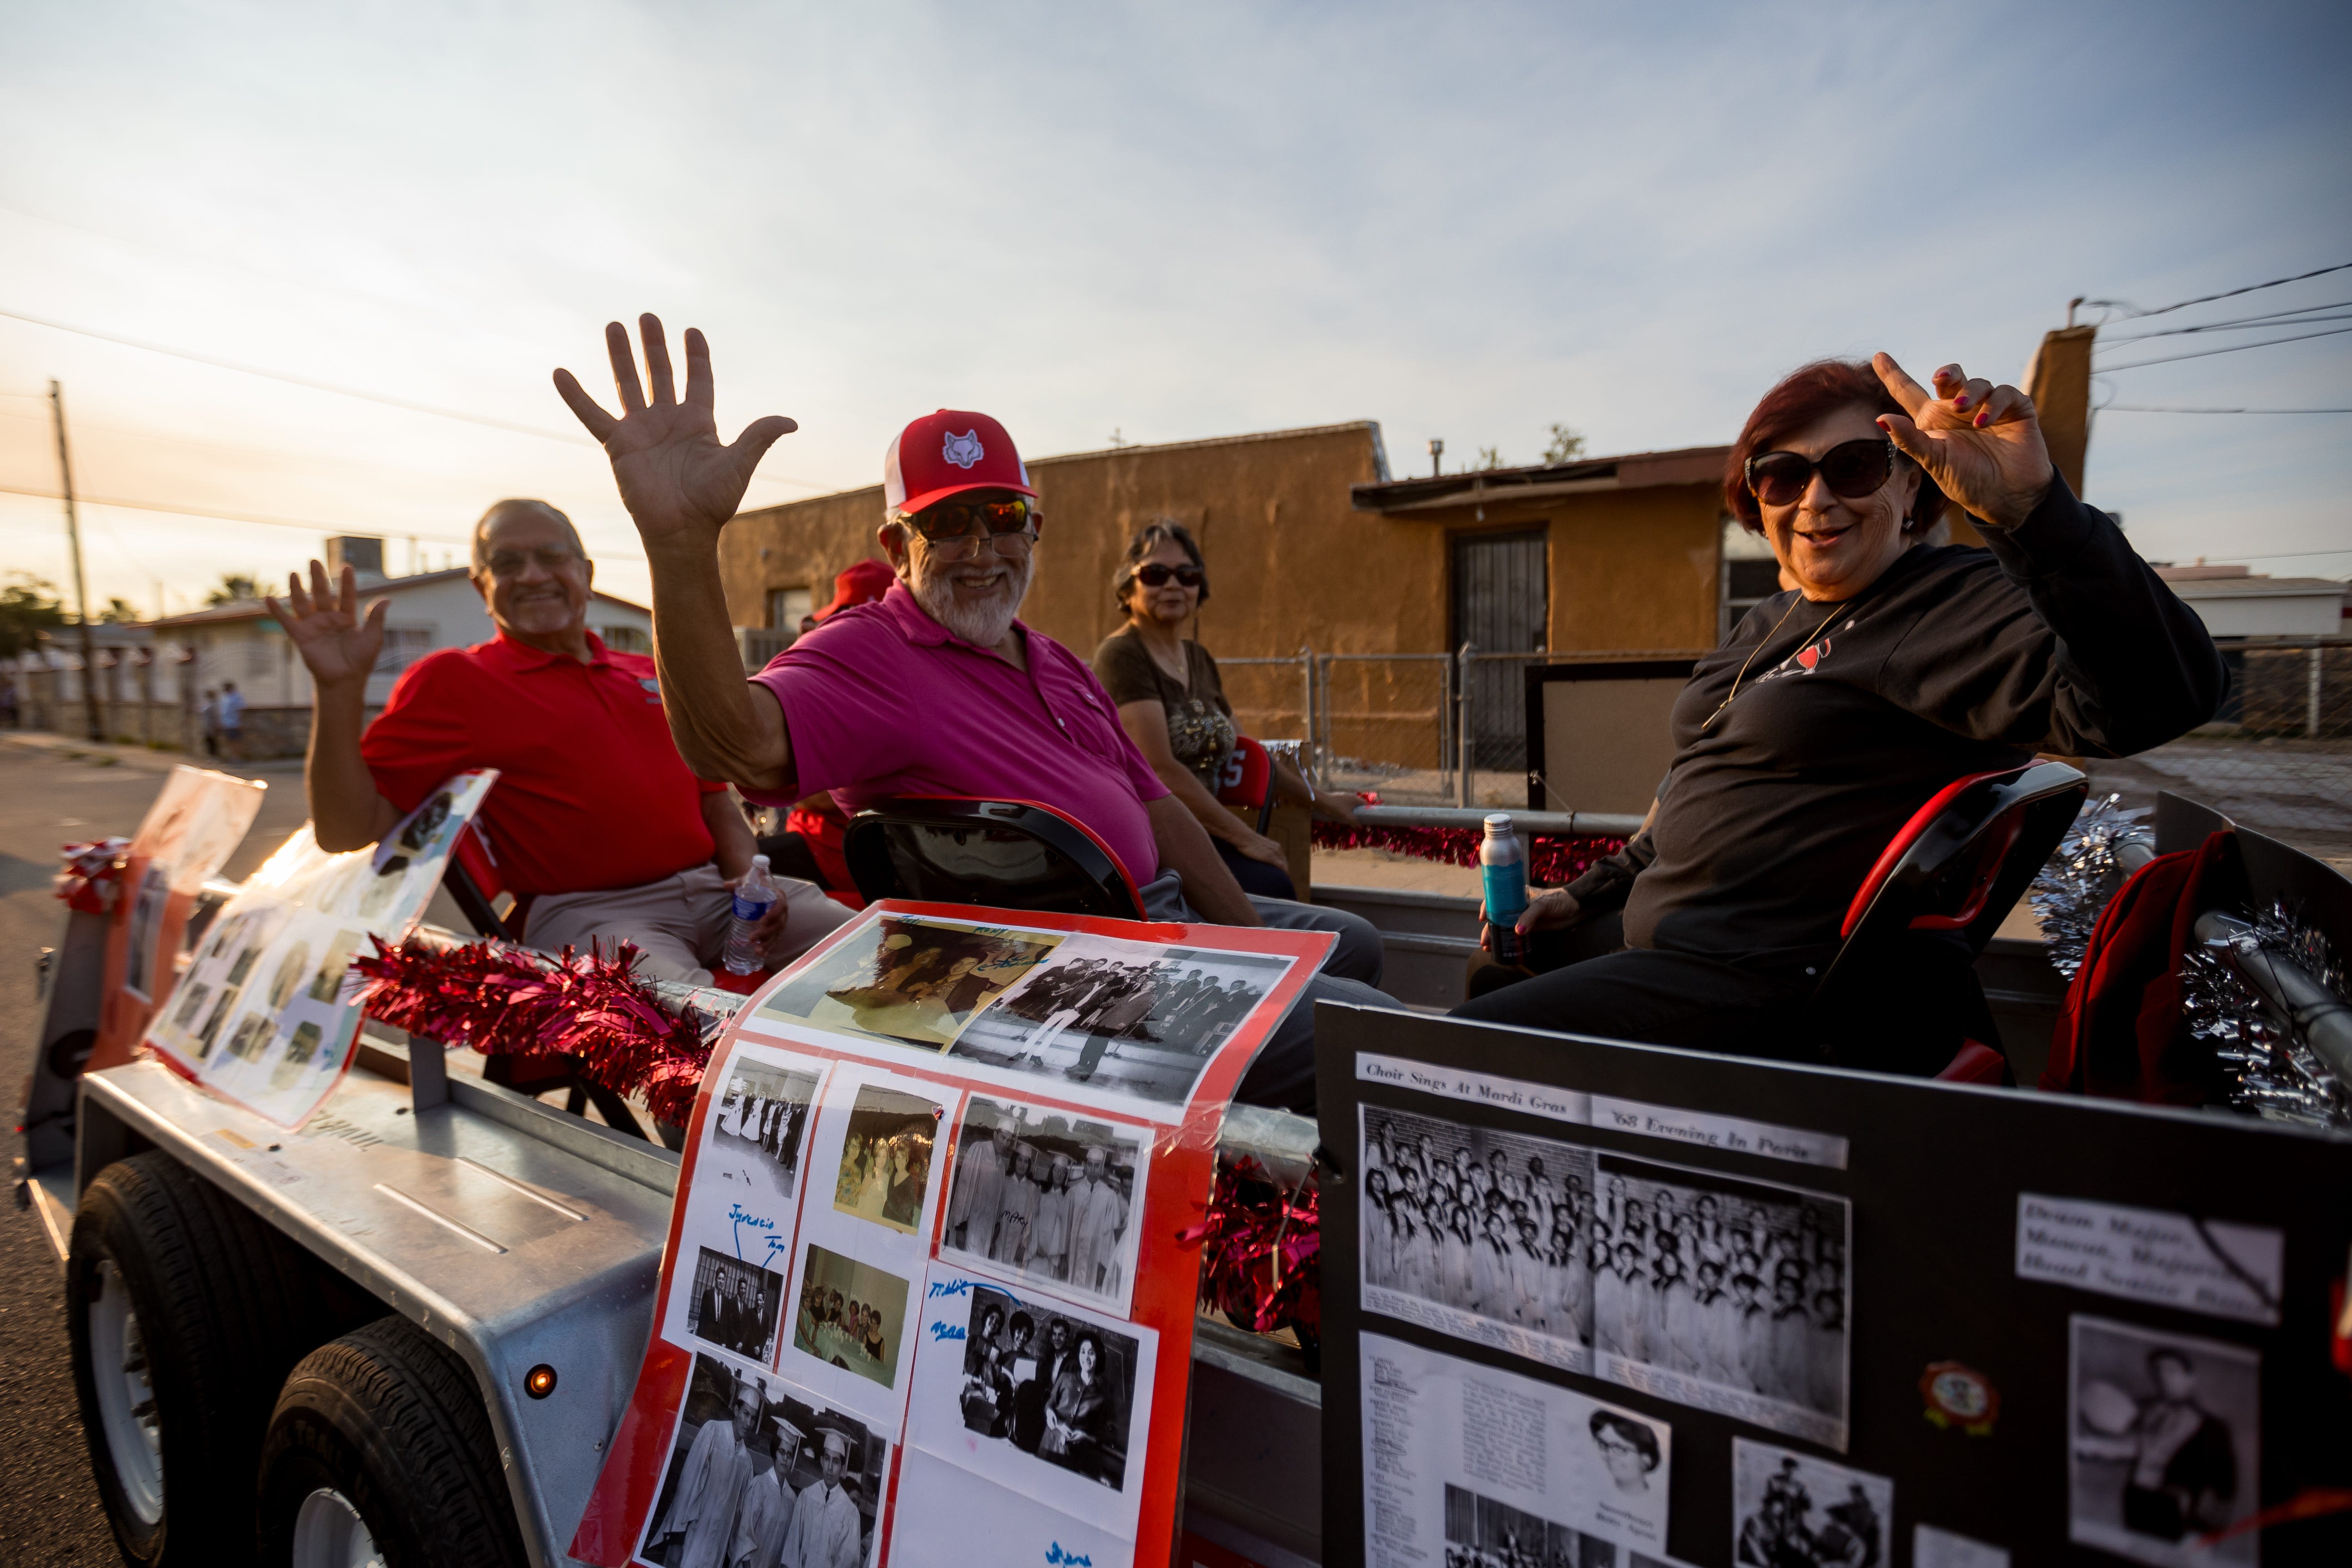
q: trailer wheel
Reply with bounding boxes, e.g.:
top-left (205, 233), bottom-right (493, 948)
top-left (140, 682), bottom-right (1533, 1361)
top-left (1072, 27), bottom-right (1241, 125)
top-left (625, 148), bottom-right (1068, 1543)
top-left (258, 1316), bottom-right (528, 1568)
top-left (68, 1151), bottom-right (344, 1565)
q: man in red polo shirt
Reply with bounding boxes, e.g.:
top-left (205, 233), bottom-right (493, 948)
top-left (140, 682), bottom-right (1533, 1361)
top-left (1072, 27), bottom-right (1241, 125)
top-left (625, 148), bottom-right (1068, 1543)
top-left (551, 317), bottom-right (1387, 1109)
top-left (266, 497), bottom-right (848, 984)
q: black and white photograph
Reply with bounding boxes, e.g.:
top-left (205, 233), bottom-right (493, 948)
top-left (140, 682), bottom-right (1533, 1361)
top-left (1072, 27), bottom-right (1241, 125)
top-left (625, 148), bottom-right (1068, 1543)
top-left (1589, 1151), bottom-right (1850, 1451)
top-left (1443, 1483), bottom-right (1620, 1568)
top-left (831, 1083), bottom-right (941, 1235)
top-left (635, 1351), bottom-right (886, 1568)
top-left (2069, 1315), bottom-right (2260, 1567)
top-left (707, 1049), bottom-right (822, 1210)
top-left (1730, 1439), bottom-right (1891, 1568)
top-left (947, 935), bottom-right (1293, 1107)
top-left (954, 1285), bottom-right (1142, 1492)
top-left (791, 1244), bottom-right (910, 1390)
top-left (122, 863), bottom-right (168, 1001)
top-left (683, 1246), bottom-right (786, 1364)
top-left (942, 1095), bottom-right (1147, 1311)
top-left (757, 910), bottom-right (1064, 1050)
top-left (1360, 1105), bottom-right (1599, 1372)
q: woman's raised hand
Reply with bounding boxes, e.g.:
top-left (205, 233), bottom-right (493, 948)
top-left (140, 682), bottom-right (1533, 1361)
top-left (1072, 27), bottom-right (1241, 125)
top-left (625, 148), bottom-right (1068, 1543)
top-left (553, 315), bottom-right (798, 549)
top-left (267, 561), bottom-right (386, 688)
top-left (1871, 353), bottom-right (2054, 530)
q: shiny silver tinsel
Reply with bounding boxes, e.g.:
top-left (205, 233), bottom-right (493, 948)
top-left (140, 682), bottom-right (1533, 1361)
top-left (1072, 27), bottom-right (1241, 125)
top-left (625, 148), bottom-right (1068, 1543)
top-left (2182, 900), bottom-right (2352, 1129)
top-left (2028, 794), bottom-right (2153, 980)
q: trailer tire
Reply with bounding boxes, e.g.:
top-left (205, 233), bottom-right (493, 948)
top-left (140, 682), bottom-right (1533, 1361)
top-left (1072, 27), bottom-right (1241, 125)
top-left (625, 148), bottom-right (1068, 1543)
top-left (68, 1151), bottom-right (344, 1565)
top-left (257, 1316), bottom-right (529, 1568)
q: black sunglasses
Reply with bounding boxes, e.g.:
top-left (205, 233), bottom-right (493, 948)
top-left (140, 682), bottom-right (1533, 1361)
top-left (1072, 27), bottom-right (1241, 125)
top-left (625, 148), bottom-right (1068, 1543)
top-left (902, 496), bottom-right (1033, 541)
top-left (1134, 563), bottom-right (1204, 589)
top-left (1744, 436), bottom-right (1897, 508)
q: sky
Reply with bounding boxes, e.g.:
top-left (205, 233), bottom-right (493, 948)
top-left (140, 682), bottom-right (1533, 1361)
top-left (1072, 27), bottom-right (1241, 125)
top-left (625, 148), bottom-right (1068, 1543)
top-left (3, 0), bottom-right (2348, 619)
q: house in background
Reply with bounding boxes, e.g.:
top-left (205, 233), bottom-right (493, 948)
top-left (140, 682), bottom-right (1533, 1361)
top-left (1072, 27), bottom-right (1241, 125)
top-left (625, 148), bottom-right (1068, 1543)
top-left (2153, 561), bottom-right (2349, 638)
top-left (10, 536), bottom-right (652, 757)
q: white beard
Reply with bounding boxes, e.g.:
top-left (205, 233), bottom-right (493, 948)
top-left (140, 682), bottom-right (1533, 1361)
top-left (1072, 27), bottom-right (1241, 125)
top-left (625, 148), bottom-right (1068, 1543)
top-left (908, 549), bottom-right (1032, 648)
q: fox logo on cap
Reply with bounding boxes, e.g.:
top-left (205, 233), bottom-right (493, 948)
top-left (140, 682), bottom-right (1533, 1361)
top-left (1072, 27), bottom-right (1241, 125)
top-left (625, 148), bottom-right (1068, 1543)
top-left (942, 430), bottom-right (985, 469)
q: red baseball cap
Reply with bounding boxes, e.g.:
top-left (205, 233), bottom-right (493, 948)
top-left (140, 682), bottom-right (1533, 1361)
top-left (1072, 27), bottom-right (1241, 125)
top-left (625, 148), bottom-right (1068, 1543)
top-left (812, 559), bottom-right (898, 623)
top-left (883, 410), bottom-right (1037, 516)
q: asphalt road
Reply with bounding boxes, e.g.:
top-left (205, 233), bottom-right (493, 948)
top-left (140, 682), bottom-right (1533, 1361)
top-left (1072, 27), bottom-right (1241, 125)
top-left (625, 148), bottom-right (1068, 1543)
top-left (0, 736), bottom-right (308, 1566)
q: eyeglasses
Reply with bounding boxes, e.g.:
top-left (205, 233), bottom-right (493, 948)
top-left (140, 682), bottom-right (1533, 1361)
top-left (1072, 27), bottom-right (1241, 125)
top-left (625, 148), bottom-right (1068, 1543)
top-left (1744, 436), bottom-right (1897, 509)
top-left (898, 497), bottom-right (1036, 561)
top-left (482, 546), bottom-right (584, 577)
top-left (1134, 563), bottom-right (1204, 589)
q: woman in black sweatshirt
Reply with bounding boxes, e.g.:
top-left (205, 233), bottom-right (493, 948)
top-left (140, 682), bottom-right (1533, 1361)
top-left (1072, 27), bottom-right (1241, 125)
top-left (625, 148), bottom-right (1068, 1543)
top-left (1456, 353), bottom-right (2226, 1073)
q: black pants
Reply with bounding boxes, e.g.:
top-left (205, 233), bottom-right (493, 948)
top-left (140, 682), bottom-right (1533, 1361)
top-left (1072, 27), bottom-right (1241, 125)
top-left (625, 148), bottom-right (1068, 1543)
top-left (1454, 940), bottom-right (1819, 1062)
top-left (1215, 837), bottom-right (1298, 900)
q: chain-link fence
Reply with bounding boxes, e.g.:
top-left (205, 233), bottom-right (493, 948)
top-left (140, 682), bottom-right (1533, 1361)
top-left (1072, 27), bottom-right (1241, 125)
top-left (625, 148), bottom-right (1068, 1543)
top-left (2083, 637), bottom-right (2352, 855)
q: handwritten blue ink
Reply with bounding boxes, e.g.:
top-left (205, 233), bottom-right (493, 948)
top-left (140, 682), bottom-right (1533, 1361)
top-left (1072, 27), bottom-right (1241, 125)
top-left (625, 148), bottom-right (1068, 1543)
top-left (928, 1322), bottom-right (966, 1342)
top-left (1046, 1546), bottom-right (1093, 1566)
top-left (926, 1279), bottom-right (973, 1300)
top-left (728, 1202), bottom-right (777, 1261)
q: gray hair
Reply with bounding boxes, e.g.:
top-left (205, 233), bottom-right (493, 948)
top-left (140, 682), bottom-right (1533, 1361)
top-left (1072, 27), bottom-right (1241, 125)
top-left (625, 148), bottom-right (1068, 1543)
top-left (470, 499), bottom-right (586, 574)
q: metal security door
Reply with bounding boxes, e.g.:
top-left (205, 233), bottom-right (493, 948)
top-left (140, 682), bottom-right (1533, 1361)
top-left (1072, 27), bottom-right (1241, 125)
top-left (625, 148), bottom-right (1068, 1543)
top-left (1451, 528), bottom-right (1548, 771)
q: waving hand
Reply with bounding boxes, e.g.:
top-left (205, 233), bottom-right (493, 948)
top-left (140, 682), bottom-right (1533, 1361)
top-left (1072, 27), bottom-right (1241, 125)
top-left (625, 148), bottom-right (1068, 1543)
top-left (553, 315), bottom-right (798, 548)
top-left (1872, 352), bottom-right (2054, 530)
top-left (267, 561), bottom-right (386, 688)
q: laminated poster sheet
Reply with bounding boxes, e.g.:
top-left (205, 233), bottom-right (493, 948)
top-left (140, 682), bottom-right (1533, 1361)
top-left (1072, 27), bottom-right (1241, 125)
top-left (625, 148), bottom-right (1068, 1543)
top-left (94, 765), bottom-right (269, 1072)
top-left (1363, 1331), bottom-right (1673, 1567)
top-left (140, 770), bottom-right (496, 1128)
top-left (570, 900), bottom-right (1335, 1568)
top-left (1360, 1103), bottom-right (1851, 1451)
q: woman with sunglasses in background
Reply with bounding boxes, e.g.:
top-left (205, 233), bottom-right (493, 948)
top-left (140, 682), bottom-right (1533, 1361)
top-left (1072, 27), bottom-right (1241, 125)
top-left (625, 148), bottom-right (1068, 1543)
top-left (1094, 521), bottom-right (1359, 900)
top-left (1456, 353), bottom-right (2226, 1074)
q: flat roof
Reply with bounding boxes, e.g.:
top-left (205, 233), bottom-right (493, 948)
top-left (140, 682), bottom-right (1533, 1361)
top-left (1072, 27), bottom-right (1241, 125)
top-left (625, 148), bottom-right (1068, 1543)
top-left (147, 571), bottom-right (649, 628)
top-left (1351, 445), bottom-right (1730, 516)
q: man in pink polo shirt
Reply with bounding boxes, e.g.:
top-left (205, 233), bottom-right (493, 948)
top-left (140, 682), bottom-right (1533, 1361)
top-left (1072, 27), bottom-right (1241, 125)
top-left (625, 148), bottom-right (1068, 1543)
top-left (554, 316), bottom-right (1385, 1108)
top-left (267, 497), bottom-right (850, 986)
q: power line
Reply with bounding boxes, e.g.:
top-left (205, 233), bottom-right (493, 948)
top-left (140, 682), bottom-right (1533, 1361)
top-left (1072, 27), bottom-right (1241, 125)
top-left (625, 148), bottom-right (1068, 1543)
top-left (2091, 262), bottom-right (2352, 322)
top-left (2103, 404), bottom-right (2352, 414)
top-left (0, 304), bottom-right (825, 491)
top-left (2096, 303), bottom-right (2352, 345)
top-left (2093, 324), bottom-right (2352, 373)
top-left (0, 482), bottom-right (649, 561)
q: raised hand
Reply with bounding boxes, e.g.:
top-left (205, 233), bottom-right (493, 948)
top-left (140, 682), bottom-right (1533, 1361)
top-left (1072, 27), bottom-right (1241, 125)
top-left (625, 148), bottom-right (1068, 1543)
top-left (553, 315), bottom-right (798, 550)
top-left (1872, 352), bottom-right (2054, 530)
top-left (266, 561), bottom-right (386, 688)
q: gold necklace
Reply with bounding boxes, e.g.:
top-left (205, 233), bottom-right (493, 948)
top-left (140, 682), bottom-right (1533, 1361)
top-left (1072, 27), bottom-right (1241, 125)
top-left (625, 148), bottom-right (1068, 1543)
top-left (1702, 595), bottom-right (1843, 731)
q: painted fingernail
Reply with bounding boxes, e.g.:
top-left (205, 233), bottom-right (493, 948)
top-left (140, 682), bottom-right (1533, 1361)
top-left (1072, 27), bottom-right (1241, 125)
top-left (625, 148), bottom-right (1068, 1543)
top-left (1876, 416), bottom-right (1892, 430)
top-left (1974, 411), bottom-right (1990, 428)
top-left (1952, 394), bottom-right (1969, 410)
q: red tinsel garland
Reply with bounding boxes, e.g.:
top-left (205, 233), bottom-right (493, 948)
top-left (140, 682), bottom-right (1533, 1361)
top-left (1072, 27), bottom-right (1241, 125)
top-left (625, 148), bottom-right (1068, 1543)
top-left (1310, 821), bottom-right (1624, 886)
top-left (1179, 1155), bottom-right (1322, 1345)
top-left (54, 837), bottom-right (132, 914)
top-left (348, 935), bottom-right (722, 1126)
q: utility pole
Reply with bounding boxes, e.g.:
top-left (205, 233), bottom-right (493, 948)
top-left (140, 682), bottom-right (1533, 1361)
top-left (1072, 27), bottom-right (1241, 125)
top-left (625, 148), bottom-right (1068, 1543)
top-left (49, 380), bottom-right (103, 742)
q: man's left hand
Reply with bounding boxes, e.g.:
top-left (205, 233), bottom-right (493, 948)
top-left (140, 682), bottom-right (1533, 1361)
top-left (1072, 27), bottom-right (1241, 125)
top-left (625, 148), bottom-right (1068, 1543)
top-left (554, 314), bottom-right (798, 551)
top-left (1871, 352), bottom-right (2054, 530)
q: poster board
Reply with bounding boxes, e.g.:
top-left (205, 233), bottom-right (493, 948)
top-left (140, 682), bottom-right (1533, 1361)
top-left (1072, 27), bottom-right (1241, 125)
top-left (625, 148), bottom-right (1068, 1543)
top-left (141, 769), bottom-right (496, 1128)
top-left (571, 899), bottom-right (1339, 1568)
top-left (1527, 661), bottom-right (1695, 818)
top-left (90, 765), bottom-right (269, 1073)
top-left (1316, 1003), bottom-right (2352, 1568)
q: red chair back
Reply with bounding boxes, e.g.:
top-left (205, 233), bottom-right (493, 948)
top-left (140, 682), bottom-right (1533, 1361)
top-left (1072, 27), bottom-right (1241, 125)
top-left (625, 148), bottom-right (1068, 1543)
top-left (1811, 759), bottom-right (2088, 1079)
top-left (443, 821), bottom-right (526, 941)
top-left (1215, 736), bottom-right (1275, 833)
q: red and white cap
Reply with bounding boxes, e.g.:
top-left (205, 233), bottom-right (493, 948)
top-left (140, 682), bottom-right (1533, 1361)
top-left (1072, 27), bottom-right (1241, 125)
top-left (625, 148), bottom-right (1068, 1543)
top-left (883, 409), bottom-right (1036, 516)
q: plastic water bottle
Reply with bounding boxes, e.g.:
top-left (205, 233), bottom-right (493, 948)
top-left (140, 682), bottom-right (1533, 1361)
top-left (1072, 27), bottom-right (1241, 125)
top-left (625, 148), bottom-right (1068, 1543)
top-left (1480, 813), bottom-right (1529, 964)
top-left (722, 855), bottom-right (779, 976)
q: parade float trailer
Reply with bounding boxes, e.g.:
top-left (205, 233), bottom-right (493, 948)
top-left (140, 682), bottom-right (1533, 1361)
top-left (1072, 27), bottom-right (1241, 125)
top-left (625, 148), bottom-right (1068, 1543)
top-left (17, 781), bottom-right (2351, 1568)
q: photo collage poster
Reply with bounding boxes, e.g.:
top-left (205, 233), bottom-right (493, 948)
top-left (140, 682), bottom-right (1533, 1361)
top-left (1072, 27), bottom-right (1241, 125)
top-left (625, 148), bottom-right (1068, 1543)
top-left (93, 764), bottom-right (268, 1072)
top-left (141, 769), bottom-right (496, 1128)
top-left (569, 900), bottom-right (1337, 1568)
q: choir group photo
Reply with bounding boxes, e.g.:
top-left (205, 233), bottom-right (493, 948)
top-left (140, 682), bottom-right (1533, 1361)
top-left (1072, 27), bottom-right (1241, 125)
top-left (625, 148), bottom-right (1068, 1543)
top-left (940, 1095), bottom-right (1143, 1307)
top-left (1441, 1483), bottom-right (1673, 1568)
top-left (955, 1285), bottom-right (1141, 1492)
top-left (639, 1353), bottom-right (884, 1568)
top-left (831, 1083), bottom-right (940, 1236)
top-left (684, 1247), bottom-right (786, 1365)
top-left (708, 1053), bottom-right (819, 1210)
top-left (757, 913), bottom-right (1061, 1050)
top-left (946, 937), bottom-right (1288, 1105)
top-left (1360, 1108), bottom-right (1850, 1437)
top-left (791, 1244), bottom-right (909, 1391)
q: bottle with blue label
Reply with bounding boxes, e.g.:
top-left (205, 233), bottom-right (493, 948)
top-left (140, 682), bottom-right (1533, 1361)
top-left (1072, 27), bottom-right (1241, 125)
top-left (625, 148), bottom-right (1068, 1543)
top-left (1480, 813), bottom-right (1528, 964)
top-left (721, 854), bottom-right (779, 976)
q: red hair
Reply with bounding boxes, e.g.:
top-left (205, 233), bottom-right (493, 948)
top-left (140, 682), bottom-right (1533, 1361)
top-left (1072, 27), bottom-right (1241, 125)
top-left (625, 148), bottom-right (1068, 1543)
top-left (1723, 359), bottom-right (1947, 532)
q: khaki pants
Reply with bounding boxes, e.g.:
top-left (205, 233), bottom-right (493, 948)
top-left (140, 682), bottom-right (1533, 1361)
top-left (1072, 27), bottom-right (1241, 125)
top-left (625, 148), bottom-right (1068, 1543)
top-left (523, 863), bottom-right (852, 986)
